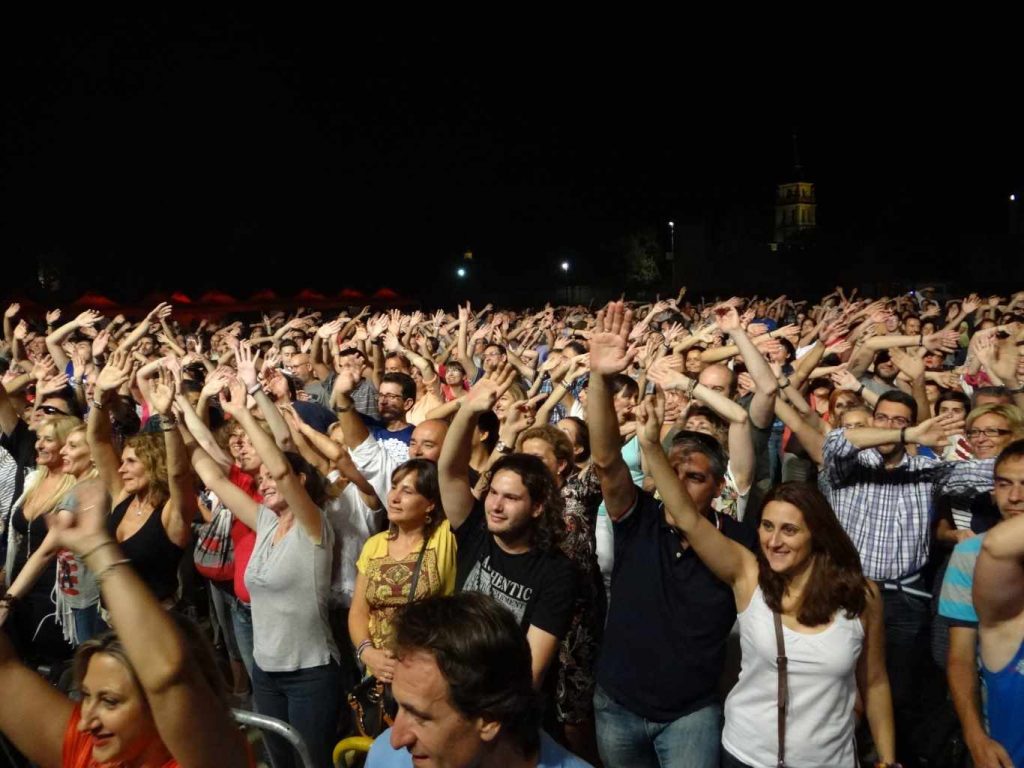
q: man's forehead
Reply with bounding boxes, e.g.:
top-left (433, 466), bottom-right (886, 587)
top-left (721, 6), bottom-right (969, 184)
top-left (393, 650), bottom-right (451, 713)
top-left (875, 402), bottom-right (911, 417)
top-left (995, 456), bottom-right (1024, 482)
top-left (413, 421), bottom-right (447, 442)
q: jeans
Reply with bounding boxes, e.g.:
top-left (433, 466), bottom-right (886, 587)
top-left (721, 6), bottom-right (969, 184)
top-left (594, 685), bottom-right (722, 768)
top-left (71, 605), bottom-right (102, 645)
top-left (881, 587), bottom-right (946, 765)
top-left (229, 596), bottom-right (255, 681)
top-left (252, 660), bottom-right (343, 768)
top-left (720, 749), bottom-right (752, 768)
top-left (208, 583), bottom-right (241, 661)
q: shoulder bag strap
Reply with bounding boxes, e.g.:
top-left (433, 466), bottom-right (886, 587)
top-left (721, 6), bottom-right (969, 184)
top-left (407, 539), bottom-right (429, 604)
top-left (773, 610), bottom-right (788, 768)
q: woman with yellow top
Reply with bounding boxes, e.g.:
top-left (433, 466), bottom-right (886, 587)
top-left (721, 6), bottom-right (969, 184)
top-left (349, 458), bottom-right (456, 683)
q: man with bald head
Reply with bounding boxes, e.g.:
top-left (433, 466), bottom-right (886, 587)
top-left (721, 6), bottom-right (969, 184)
top-left (331, 382), bottom-right (450, 503)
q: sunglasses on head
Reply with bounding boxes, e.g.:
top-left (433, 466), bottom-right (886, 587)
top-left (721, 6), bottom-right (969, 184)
top-left (38, 404), bottom-right (69, 417)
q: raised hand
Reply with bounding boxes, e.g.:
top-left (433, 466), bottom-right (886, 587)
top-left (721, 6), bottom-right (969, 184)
top-left (366, 314), bottom-right (388, 341)
top-left (4, 303), bottom-right (20, 319)
top-left (332, 368), bottom-right (359, 398)
top-left (218, 377), bottom-right (249, 417)
top-left (464, 365), bottom-right (517, 414)
top-left (200, 367), bottom-right (233, 399)
top-left (960, 294), bottom-right (981, 315)
top-left (647, 355), bottom-right (689, 391)
top-left (713, 304), bottom-right (741, 332)
top-left (634, 393), bottom-right (666, 446)
top-left (38, 372), bottom-right (70, 396)
top-left (923, 329), bottom-right (959, 354)
top-left (261, 346), bottom-right (281, 376)
top-left (830, 367), bottom-right (862, 392)
top-left (147, 302), bottom-right (172, 322)
top-left (73, 309), bottom-right (103, 329)
top-left (45, 308), bottom-right (62, 325)
top-left (589, 301), bottom-right (636, 375)
top-left (316, 318), bottom-right (344, 340)
top-left (92, 328), bottom-right (112, 360)
top-left (503, 400), bottom-right (537, 433)
top-left (907, 412), bottom-right (965, 447)
top-left (96, 349), bottom-right (134, 395)
top-left (383, 331), bottom-right (401, 353)
top-left (149, 367), bottom-right (175, 415)
top-left (13, 320), bottom-right (28, 341)
top-left (889, 348), bottom-right (925, 380)
top-left (31, 354), bottom-right (56, 381)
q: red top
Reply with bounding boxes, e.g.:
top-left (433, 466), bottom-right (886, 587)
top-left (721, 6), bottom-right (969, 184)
top-left (63, 705), bottom-right (178, 768)
top-left (228, 465), bottom-right (262, 604)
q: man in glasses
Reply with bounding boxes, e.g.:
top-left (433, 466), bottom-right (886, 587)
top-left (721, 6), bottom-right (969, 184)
top-left (822, 389), bottom-right (996, 766)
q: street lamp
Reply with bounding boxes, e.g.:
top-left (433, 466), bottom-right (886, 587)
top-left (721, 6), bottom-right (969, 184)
top-left (1012, 194), bottom-right (1017, 202)
top-left (456, 267), bottom-right (467, 278)
top-left (560, 261), bottom-right (570, 272)
top-left (667, 220), bottom-right (676, 290)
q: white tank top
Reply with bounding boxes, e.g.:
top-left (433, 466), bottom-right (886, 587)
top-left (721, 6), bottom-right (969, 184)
top-left (722, 586), bottom-right (863, 768)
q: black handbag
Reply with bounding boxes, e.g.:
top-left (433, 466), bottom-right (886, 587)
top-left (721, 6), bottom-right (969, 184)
top-left (347, 540), bottom-right (428, 738)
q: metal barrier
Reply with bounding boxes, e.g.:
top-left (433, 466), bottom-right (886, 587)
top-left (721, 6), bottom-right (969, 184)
top-left (232, 709), bottom-right (316, 768)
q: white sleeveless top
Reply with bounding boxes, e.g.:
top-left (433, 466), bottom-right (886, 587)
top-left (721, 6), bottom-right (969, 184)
top-left (722, 586), bottom-right (863, 768)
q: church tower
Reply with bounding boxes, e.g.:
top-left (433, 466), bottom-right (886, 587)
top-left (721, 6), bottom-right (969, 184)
top-left (773, 134), bottom-right (816, 244)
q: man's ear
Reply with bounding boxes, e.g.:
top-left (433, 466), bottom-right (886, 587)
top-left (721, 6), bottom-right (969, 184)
top-left (476, 716), bottom-right (501, 744)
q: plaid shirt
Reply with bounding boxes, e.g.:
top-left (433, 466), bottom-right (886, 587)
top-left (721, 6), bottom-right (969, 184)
top-left (822, 429), bottom-right (994, 581)
top-left (538, 373), bottom-right (587, 424)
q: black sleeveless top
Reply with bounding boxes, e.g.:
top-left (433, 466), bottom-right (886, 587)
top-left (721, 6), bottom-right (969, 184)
top-left (108, 496), bottom-right (184, 602)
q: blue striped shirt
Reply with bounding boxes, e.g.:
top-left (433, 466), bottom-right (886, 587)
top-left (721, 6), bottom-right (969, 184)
top-left (938, 534), bottom-right (985, 627)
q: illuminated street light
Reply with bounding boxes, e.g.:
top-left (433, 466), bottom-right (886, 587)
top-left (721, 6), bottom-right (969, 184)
top-left (1012, 194), bottom-right (1017, 202)
top-left (560, 261), bottom-right (570, 272)
top-left (456, 267), bottom-right (467, 278)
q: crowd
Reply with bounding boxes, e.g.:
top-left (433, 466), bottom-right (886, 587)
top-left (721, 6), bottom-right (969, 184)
top-left (0, 287), bottom-right (1022, 768)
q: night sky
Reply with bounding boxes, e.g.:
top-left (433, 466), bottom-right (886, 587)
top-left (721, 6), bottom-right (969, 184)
top-left (3, 15), bottom-right (1022, 305)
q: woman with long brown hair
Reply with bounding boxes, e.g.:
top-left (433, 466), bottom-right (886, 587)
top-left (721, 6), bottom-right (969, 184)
top-left (635, 395), bottom-right (896, 768)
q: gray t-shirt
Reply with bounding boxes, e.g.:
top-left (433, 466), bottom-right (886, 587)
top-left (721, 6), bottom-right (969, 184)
top-left (245, 504), bottom-right (338, 672)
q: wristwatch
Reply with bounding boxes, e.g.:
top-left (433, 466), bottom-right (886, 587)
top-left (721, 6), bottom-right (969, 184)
top-left (495, 440), bottom-right (514, 455)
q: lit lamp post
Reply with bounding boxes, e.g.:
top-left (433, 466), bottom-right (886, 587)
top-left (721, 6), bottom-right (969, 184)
top-left (560, 260), bottom-right (571, 304)
top-left (667, 220), bottom-right (676, 291)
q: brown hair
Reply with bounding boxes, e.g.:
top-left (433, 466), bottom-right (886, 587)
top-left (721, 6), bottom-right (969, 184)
top-left (487, 454), bottom-right (566, 553)
top-left (125, 433), bottom-right (169, 507)
top-left (517, 425), bottom-right (575, 481)
top-left (73, 614), bottom-right (229, 711)
top-left (386, 459), bottom-right (444, 541)
top-left (757, 483), bottom-right (869, 627)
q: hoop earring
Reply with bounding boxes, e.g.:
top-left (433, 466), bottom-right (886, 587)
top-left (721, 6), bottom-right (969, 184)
top-left (424, 515), bottom-right (432, 524)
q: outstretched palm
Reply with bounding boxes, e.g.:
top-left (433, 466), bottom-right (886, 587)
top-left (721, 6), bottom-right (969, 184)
top-left (589, 301), bottom-right (635, 375)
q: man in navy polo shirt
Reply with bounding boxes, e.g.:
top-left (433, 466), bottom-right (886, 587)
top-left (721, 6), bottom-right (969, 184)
top-left (588, 301), bottom-right (755, 768)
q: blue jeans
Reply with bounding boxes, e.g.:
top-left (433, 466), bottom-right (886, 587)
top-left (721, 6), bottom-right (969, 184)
top-left (229, 596), bottom-right (255, 681)
top-left (71, 605), bottom-right (102, 645)
top-left (593, 685), bottom-right (722, 768)
top-left (252, 660), bottom-right (342, 768)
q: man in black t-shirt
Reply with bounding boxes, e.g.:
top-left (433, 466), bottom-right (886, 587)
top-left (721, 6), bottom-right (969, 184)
top-left (439, 371), bottom-right (576, 688)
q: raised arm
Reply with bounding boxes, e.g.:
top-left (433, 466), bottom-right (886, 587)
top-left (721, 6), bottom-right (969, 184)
top-left (635, 396), bottom-right (756, 593)
top-left (438, 367), bottom-right (516, 530)
top-left (330, 368), bottom-right (371, 448)
top-left (147, 368), bottom-right (198, 546)
top-left (50, 479), bottom-right (249, 768)
top-left (117, 302), bottom-right (170, 352)
top-left (220, 377), bottom-right (324, 542)
top-left (236, 342), bottom-right (294, 453)
top-left (975, 511), bottom-right (1024, 629)
top-left (715, 305), bottom-right (778, 428)
top-left (45, 309), bottom-right (103, 371)
top-left (588, 301), bottom-right (639, 520)
top-left (88, 349), bottom-right (135, 500)
top-left (182, 429), bottom-right (260, 531)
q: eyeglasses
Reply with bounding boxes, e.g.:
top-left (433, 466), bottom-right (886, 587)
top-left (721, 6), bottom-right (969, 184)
top-left (872, 414), bottom-right (911, 428)
top-left (37, 405), bottom-right (70, 417)
top-left (966, 428), bottom-right (1012, 439)
top-left (379, 393), bottom-right (406, 402)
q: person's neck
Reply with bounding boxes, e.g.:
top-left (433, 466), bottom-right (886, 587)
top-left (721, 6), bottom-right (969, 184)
top-left (480, 738), bottom-right (541, 768)
top-left (383, 417), bottom-right (409, 432)
top-left (781, 558), bottom-right (814, 611)
top-left (393, 523), bottom-right (425, 544)
top-left (493, 529), bottom-right (534, 555)
top-left (882, 446), bottom-right (906, 468)
top-left (469, 443), bottom-right (491, 471)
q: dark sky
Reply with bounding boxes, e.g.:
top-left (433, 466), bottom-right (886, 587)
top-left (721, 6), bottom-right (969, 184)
top-left (3, 14), bottom-right (1022, 303)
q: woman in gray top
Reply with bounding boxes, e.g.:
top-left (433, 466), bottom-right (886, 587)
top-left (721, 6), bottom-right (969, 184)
top-left (187, 376), bottom-right (340, 768)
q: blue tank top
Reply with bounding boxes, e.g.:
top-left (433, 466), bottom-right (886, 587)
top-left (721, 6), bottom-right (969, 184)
top-left (983, 635), bottom-right (1024, 767)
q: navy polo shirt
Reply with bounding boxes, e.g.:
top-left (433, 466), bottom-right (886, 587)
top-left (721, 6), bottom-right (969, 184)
top-left (596, 489), bottom-right (756, 722)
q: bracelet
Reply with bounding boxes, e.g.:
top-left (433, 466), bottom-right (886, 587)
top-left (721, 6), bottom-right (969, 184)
top-left (91, 398), bottom-right (105, 411)
top-left (356, 639), bottom-right (373, 662)
top-left (918, 334), bottom-right (924, 347)
top-left (778, 377), bottom-right (791, 389)
top-left (247, 383), bottom-right (262, 396)
top-left (856, 384), bottom-right (865, 396)
top-left (899, 427), bottom-right (907, 446)
top-left (326, 469), bottom-right (341, 484)
top-left (559, 378), bottom-right (573, 389)
top-left (161, 413), bottom-right (178, 429)
top-left (685, 378), bottom-right (697, 396)
top-left (335, 403), bottom-right (353, 413)
top-left (0, 592), bottom-right (18, 608)
top-left (96, 559), bottom-right (133, 584)
top-left (81, 539), bottom-right (118, 562)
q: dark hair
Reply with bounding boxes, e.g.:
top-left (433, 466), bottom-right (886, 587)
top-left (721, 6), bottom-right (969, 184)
top-left (757, 483), bottom-right (869, 627)
top-left (384, 351), bottom-right (411, 371)
top-left (338, 347), bottom-right (368, 363)
top-left (381, 372), bottom-right (416, 402)
top-left (936, 390), bottom-right (971, 413)
top-left (683, 404), bottom-right (728, 438)
top-left (996, 439), bottom-right (1024, 473)
top-left (445, 360), bottom-right (466, 376)
top-left (391, 593), bottom-right (540, 756)
top-left (559, 416), bottom-right (590, 463)
top-left (487, 454), bottom-right (565, 553)
top-left (563, 340), bottom-right (586, 357)
top-left (974, 385), bottom-right (1014, 406)
top-left (485, 343), bottom-right (507, 357)
top-left (283, 451), bottom-right (327, 507)
top-left (41, 388), bottom-right (83, 419)
top-left (388, 459), bottom-right (444, 540)
top-left (279, 339), bottom-right (299, 352)
top-left (875, 389), bottom-right (918, 424)
top-left (666, 430), bottom-right (728, 480)
top-left (609, 373), bottom-right (639, 401)
top-left (477, 410), bottom-right (499, 453)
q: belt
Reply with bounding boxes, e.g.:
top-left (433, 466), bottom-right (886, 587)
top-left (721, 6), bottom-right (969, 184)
top-left (878, 572), bottom-right (931, 600)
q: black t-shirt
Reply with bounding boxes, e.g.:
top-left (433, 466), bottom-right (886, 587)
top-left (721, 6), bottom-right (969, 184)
top-left (597, 489), bottom-right (757, 722)
top-left (454, 502), bottom-right (576, 640)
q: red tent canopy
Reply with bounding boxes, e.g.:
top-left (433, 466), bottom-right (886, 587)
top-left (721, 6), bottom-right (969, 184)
top-left (338, 288), bottom-right (365, 299)
top-left (249, 289), bottom-right (278, 303)
top-left (71, 292), bottom-right (118, 308)
top-left (295, 289), bottom-right (326, 302)
top-left (372, 287), bottom-right (400, 300)
top-left (198, 290), bottom-right (236, 305)
top-left (170, 292), bottom-right (192, 304)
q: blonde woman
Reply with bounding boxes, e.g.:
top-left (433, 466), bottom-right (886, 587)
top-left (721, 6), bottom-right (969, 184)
top-left (2, 415), bottom-right (79, 662)
top-left (0, 424), bottom-right (102, 645)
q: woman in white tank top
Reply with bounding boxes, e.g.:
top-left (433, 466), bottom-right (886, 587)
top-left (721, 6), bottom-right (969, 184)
top-left (635, 397), bottom-right (897, 768)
